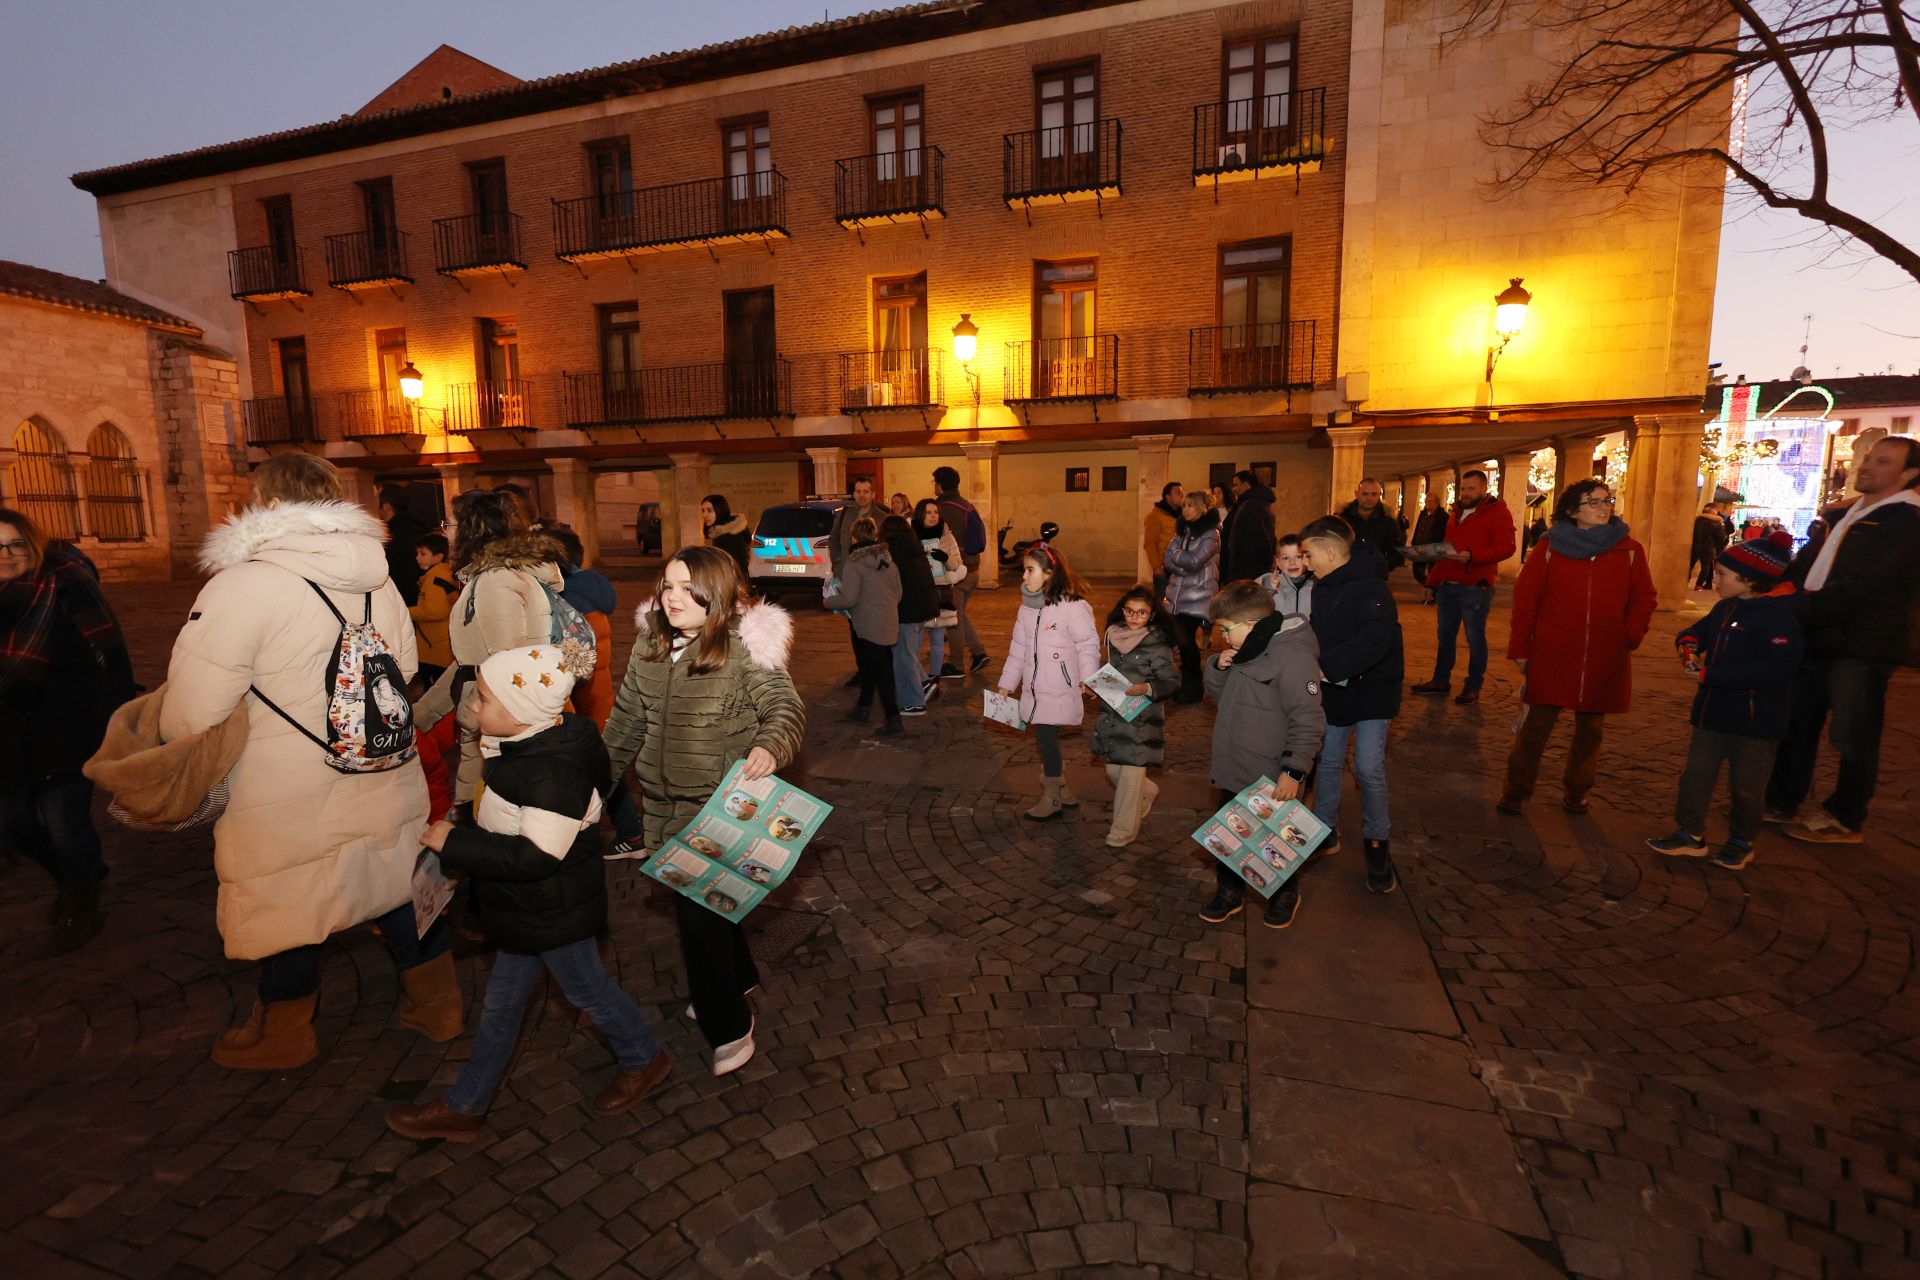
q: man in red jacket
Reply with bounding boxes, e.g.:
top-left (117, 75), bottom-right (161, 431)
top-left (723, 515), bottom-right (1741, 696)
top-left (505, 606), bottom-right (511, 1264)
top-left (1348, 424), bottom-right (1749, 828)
top-left (1411, 470), bottom-right (1517, 705)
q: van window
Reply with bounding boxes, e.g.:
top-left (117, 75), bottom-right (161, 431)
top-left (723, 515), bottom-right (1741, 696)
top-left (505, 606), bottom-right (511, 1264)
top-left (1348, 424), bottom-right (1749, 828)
top-left (755, 506), bottom-right (836, 539)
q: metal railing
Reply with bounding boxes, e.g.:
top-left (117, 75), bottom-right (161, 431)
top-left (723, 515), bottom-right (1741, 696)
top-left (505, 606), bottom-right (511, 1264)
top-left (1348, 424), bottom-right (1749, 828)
top-left (838, 349), bottom-right (945, 410)
top-left (446, 380), bottom-right (538, 434)
top-left (7, 422), bottom-right (81, 539)
top-left (1002, 336), bottom-right (1120, 402)
top-left (227, 245), bottom-right (308, 299)
top-left (433, 212), bottom-right (525, 274)
top-left (329, 388), bottom-right (420, 438)
top-left (1004, 118), bottom-right (1122, 201)
top-left (551, 173), bottom-right (788, 259)
top-left (1191, 89), bottom-right (1327, 176)
top-left (561, 361), bottom-right (793, 425)
top-left (241, 396), bottom-right (318, 445)
top-left (834, 147), bottom-right (944, 223)
top-left (324, 228), bottom-right (412, 287)
top-left (1187, 321), bottom-right (1322, 393)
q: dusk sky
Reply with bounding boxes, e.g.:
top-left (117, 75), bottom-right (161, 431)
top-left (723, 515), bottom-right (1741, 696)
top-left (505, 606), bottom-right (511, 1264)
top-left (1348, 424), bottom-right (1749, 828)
top-left (4, 0), bottom-right (1914, 382)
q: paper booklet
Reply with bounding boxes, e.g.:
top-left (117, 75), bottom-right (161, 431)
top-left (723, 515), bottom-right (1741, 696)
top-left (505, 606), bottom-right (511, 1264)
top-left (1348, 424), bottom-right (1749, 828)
top-left (982, 688), bottom-right (1029, 731)
top-left (639, 761), bottom-right (834, 922)
top-left (411, 850), bottom-right (457, 939)
top-left (1086, 663), bottom-right (1151, 723)
top-left (1189, 778), bottom-right (1331, 898)
top-left (1399, 541), bottom-right (1458, 562)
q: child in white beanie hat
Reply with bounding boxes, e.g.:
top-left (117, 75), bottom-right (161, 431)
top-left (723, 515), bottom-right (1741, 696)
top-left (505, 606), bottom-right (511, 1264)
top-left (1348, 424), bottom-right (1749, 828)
top-left (386, 644), bottom-right (671, 1142)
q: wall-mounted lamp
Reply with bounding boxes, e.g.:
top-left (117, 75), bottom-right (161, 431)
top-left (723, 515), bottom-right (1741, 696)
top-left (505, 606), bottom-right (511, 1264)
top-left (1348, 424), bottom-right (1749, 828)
top-left (1485, 277), bottom-right (1532, 414)
top-left (398, 360), bottom-right (425, 401)
top-left (952, 313), bottom-right (981, 413)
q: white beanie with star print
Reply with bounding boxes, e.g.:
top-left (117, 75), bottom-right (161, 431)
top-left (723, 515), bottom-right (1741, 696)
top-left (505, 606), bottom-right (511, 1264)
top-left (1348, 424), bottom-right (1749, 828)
top-left (480, 644), bottom-right (576, 728)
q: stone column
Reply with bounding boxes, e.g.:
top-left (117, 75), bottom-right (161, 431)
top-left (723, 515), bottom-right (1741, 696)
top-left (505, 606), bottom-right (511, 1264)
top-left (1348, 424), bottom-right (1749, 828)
top-left (960, 441), bottom-right (1001, 588)
top-left (666, 453), bottom-right (711, 560)
top-left (69, 462), bottom-right (93, 540)
top-left (1133, 434), bottom-right (1175, 582)
top-left (549, 457), bottom-right (600, 567)
top-left (435, 462), bottom-right (480, 521)
top-left (1614, 422), bottom-right (1644, 524)
top-left (341, 466), bottom-right (381, 516)
top-left (1429, 466), bottom-right (1458, 509)
top-left (1630, 414), bottom-right (1707, 610)
top-left (1552, 437), bottom-right (1590, 507)
top-left (806, 446), bottom-right (849, 497)
top-left (1498, 451), bottom-right (1535, 578)
top-left (1386, 478), bottom-right (1405, 521)
top-left (1325, 425), bottom-right (1373, 516)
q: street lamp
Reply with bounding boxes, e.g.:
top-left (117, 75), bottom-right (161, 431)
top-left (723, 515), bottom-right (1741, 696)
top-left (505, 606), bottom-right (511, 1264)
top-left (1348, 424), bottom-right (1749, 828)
top-left (1485, 277), bottom-right (1532, 412)
top-left (952, 314), bottom-right (981, 412)
top-left (398, 360), bottom-right (425, 401)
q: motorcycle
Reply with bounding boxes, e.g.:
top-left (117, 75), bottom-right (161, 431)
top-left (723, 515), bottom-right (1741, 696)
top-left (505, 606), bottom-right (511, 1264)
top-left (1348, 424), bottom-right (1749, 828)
top-left (998, 520), bottom-right (1060, 571)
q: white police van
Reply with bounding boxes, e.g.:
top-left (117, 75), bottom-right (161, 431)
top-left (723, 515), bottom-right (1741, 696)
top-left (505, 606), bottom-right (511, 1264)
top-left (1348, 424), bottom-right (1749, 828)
top-left (748, 498), bottom-right (845, 598)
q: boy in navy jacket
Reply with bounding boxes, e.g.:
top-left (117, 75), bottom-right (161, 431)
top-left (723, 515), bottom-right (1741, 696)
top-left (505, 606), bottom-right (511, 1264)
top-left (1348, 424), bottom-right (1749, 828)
top-left (1648, 531), bottom-right (1803, 870)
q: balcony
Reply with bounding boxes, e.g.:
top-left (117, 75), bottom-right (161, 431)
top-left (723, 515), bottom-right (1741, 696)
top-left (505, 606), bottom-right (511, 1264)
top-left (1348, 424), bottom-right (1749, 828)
top-left (838, 350), bottom-right (945, 416)
top-left (228, 246), bottom-right (310, 301)
top-left (1003, 336), bottom-right (1120, 405)
top-left (1004, 120), bottom-right (1122, 208)
top-left (835, 148), bottom-right (945, 228)
top-left (1191, 90), bottom-right (1327, 185)
top-left (1187, 321), bottom-right (1323, 394)
top-left (433, 213), bottom-right (526, 278)
top-left (329, 388), bottom-right (422, 440)
top-left (562, 361), bottom-right (793, 427)
top-left (324, 229), bottom-right (412, 290)
top-left (241, 396), bottom-right (318, 446)
top-left (551, 174), bottom-right (789, 261)
top-left (446, 380), bottom-right (538, 435)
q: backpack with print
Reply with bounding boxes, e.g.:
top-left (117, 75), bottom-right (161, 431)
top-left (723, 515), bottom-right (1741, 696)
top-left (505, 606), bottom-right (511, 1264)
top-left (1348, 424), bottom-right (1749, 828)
top-left (252, 580), bottom-right (416, 774)
top-left (538, 582), bottom-right (600, 680)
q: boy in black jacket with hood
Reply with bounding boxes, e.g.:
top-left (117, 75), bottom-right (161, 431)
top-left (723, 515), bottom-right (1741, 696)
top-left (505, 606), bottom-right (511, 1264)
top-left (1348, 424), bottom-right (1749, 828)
top-left (388, 645), bottom-right (670, 1142)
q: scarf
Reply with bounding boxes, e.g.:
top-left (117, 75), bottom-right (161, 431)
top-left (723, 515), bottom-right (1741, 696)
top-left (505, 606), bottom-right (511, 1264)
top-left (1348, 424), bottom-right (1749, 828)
top-left (0, 542), bottom-right (129, 699)
top-left (1543, 517), bottom-right (1631, 560)
top-left (1106, 623), bottom-right (1149, 655)
top-left (1020, 588), bottom-right (1046, 609)
top-left (1805, 488), bottom-right (1920, 590)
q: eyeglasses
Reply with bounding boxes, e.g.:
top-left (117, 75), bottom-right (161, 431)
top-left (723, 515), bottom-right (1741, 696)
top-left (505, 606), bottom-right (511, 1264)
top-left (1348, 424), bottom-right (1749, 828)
top-left (1579, 497), bottom-right (1617, 508)
top-left (0, 541), bottom-right (32, 557)
top-left (1122, 607), bottom-right (1153, 619)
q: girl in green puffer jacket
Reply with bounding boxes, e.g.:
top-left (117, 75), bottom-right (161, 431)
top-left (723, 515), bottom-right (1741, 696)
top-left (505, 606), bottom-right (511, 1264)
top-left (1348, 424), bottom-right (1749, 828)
top-left (601, 546), bottom-right (805, 1078)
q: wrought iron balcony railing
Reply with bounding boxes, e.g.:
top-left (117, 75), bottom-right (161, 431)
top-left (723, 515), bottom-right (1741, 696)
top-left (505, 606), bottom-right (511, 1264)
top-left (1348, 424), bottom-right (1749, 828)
top-left (562, 361), bottom-right (794, 426)
top-left (834, 148), bottom-right (945, 226)
top-left (324, 229), bottom-right (412, 288)
top-left (446, 380), bottom-right (538, 435)
top-left (433, 212), bottom-right (526, 276)
top-left (551, 173), bottom-right (789, 260)
top-left (1187, 321), bottom-right (1323, 394)
top-left (329, 388), bottom-right (421, 439)
top-left (241, 396), bottom-right (318, 445)
top-left (838, 349), bottom-right (945, 411)
top-left (1002, 336), bottom-right (1120, 402)
top-left (1191, 89), bottom-right (1327, 181)
top-left (228, 245), bottom-right (310, 300)
top-left (1004, 119), bottom-right (1122, 204)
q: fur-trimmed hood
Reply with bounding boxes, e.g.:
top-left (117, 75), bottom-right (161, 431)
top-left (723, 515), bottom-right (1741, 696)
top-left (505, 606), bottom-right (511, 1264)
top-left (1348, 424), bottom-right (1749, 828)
top-left (633, 598), bottom-right (792, 671)
top-left (198, 500), bottom-right (389, 592)
top-left (459, 533), bottom-right (567, 588)
top-left (707, 513), bottom-right (750, 539)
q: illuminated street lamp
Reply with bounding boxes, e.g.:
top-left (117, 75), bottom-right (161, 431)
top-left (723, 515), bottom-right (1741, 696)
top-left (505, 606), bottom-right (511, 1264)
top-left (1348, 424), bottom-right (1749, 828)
top-left (952, 314), bottom-right (981, 413)
top-left (1485, 277), bottom-right (1533, 413)
top-left (397, 360), bottom-right (425, 401)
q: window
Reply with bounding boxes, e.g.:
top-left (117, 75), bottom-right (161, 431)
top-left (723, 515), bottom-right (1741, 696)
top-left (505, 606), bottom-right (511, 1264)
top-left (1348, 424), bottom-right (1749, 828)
top-left (1101, 465), bottom-right (1128, 492)
top-left (1037, 63), bottom-right (1098, 157)
top-left (1251, 461), bottom-right (1276, 488)
top-left (374, 328), bottom-right (410, 432)
top-left (277, 337), bottom-right (312, 436)
top-left (723, 118), bottom-right (774, 228)
top-left (1893, 416), bottom-right (1912, 432)
top-left (84, 423), bottom-right (146, 542)
top-left (1034, 259), bottom-right (1098, 398)
top-left (476, 318), bottom-right (525, 428)
top-left (598, 303), bottom-right (642, 420)
top-left (1065, 467), bottom-right (1091, 493)
top-left (725, 287), bottom-right (778, 416)
top-left (586, 139), bottom-right (633, 226)
top-left (872, 274), bottom-right (929, 404)
top-left (869, 91), bottom-right (924, 190)
top-left (9, 419), bottom-right (81, 540)
top-left (262, 195), bottom-right (297, 267)
top-left (469, 159), bottom-right (509, 234)
top-left (359, 178), bottom-right (399, 271)
top-left (1209, 462), bottom-right (1236, 490)
top-left (1222, 35), bottom-right (1295, 139)
top-left (1213, 240), bottom-right (1291, 386)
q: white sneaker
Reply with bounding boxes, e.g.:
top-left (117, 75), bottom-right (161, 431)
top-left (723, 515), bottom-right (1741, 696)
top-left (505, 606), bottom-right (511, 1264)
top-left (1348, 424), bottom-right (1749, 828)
top-left (712, 1018), bottom-right (756, 1077)
top-left (685, 985), bottom-right (758, 1020)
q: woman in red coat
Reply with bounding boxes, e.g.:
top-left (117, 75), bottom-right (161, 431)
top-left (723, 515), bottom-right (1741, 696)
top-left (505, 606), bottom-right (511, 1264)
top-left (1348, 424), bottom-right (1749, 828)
top-left (1499, 478), bottom-right (1657, 813)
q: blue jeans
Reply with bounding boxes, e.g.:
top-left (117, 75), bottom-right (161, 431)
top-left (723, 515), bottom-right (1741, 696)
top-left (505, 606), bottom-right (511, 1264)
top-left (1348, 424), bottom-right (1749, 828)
top-left (258, 899), bottom-right (450, 1004)
top-left (926, 626), bottom-right (947, 675)
top-left (0, 777), bottom-right (105, 892)
top-left (894, 621), bottom-right (927, 711)
top-left (1312, 719), bottom-right (1391, 840)
top-left (446, 937), bottom-right (662, 1115)
top-left (1431, 581), bottom-right (1492, 691)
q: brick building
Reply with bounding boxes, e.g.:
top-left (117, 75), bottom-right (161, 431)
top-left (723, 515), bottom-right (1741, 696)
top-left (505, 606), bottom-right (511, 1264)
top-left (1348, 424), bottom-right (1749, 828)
top-left (0, 261), bottom-right (245, 581)
top-left (71, 0), bottom-right (1726, 586)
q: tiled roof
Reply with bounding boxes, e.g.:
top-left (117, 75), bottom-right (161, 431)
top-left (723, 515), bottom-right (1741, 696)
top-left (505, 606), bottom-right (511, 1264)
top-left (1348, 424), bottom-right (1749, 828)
top-left (1704, 375), bottom-right (1920, 414)
top-left (0, 260), bottom-right (202, 333)
top-left (71, 1), bottom-right (1124, 197)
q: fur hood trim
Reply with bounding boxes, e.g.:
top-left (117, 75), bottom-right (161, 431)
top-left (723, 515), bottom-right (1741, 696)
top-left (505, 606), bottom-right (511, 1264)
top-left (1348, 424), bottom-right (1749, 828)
top-left (199, 500), bottom-right (386, 574)
top-left (461, 533), bottom-right (567, 582)
top-left (633, 598), bottom-right (793, 671)
top-left (708, 513), bottom-right (750, 538)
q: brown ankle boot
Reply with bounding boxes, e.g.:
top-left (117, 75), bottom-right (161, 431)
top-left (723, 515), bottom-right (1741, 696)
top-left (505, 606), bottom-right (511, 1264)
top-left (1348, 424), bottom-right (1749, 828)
top-left (1024, 777), bottom-right (1064, 821)
top-left (595, 1050), bottom-right (673, 1115)
top-left (386, 1096), bottom-right (484, 1143)
top-left (212, 995), bottom-right (318, 1071)
top-left (397, 952), bottom-right (465, 1043)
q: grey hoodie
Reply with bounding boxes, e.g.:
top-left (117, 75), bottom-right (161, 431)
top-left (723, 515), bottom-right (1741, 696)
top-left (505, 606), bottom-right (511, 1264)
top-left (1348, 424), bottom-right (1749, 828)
top-left (823, 541), bottom-right (903, 645)
top-left (1203, 614), bottom-right (1326, 792)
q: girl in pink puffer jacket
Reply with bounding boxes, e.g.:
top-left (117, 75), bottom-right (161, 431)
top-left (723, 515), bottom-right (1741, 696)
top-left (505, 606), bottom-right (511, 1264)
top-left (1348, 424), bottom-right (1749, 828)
top-left (997, 544), bottom-right (1102, 821)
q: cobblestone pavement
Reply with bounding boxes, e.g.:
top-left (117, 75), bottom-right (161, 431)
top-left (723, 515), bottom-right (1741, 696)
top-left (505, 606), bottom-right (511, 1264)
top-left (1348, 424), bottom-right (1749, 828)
top-left (0, 567), bottom-right (1915, 1279)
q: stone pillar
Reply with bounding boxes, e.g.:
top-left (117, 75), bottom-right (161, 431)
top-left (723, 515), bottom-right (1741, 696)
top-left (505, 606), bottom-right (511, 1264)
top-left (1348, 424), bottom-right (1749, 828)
top-left (1615, 423), bottom-right (1644, 525)
top-left (1552, 437), bottom-right (1589, 507)
top-left (1325, 425), bottom-right (1372, 516)
top-left (341, 466), bottom-right (381, 516)
top-left (1498, 451), bottom-right (1534, 578)
top-left (1133, 434), bottom-right (1175, 582)
top-left (1429, 466), bottom-right (1458, 509)
top-left (435, 462), bottom-right (480, 517)
top-left (1631, 414), bottom-right (1707, 610)
top-left (549, 457), bottom-right (600, 567)
top-left (806, 446), bottom-right (849, 497)
top-left (666, 453), bottom-right (711, 560)
top-left (960, 441), bottom-right (1001, 588)
top-left (1386, 478), bottom-right (1405, 521)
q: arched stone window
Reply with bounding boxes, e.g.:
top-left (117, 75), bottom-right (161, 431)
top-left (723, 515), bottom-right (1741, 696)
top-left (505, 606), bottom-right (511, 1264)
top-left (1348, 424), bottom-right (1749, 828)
top-left (9, 419), bottom-right (81, 540)
top-left (85, 423), bottom-right (148, 542)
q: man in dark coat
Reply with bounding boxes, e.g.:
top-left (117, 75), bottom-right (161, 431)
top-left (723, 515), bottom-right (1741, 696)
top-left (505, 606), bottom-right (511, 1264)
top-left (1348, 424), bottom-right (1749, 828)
top-left (1689, 503), bottom-right (1730, 589)
top-left (379, 484), bottom-right (429, 607)
top-left (1766, 436), bottom-right (1920, 843)
top-left (1338, 478), bottom-right (1405, 575)
top-left (1220, 470), bottom-right (1277, 583)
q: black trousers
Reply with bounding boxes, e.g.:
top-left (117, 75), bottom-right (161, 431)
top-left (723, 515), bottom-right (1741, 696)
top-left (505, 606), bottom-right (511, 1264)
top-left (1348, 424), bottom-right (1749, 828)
top-left (675, 896), bottom-right (759, 1047)
top-left (1765, 657), bottom-right (1894, 832)
top-left (854, 636), bottom-right (899, 716)
top-left (1174, 614), bottom-right (1207, 698)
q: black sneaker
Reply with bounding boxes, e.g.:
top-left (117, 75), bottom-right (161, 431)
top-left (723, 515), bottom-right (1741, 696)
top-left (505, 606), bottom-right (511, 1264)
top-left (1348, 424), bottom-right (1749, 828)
top-left (968, 653), bottom-right (990, 674)
top-left (1318, 827), bottom-right (1341, 858)
top-left (1263, 887), bottom-right (1299, 929)
top-left (938, 665), bottom-right (964, 680)
top-left (900, 706), bottom-right (927, 717)
top-left (878, 716), bottom-right (905, 737)
top-left (920, 677), bottom-right (939, 698)
top-left (1199, 890), bottom-right (1244, 924)
top-left (605, 836), bottom-right (649, 862)
top-left (1410, 681), bottom-right (1449, 695)
top-left (1363, 839), bottom-right (1398, 894)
